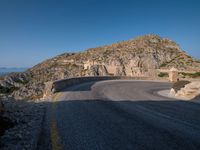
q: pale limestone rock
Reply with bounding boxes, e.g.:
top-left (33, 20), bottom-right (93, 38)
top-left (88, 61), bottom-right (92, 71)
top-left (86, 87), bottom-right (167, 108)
top-left (63, 59), bottom-right (74, 63)
top-left (174, 81), bottom-right (200, 99)
top-left (106, 65), bottom-right (117, 75)
top-left (89, 65), bottom-right (108, 76)
top-left (42, 81), bottom-right (53, 99)
top-left (169, 88), bottom-right (176, 96)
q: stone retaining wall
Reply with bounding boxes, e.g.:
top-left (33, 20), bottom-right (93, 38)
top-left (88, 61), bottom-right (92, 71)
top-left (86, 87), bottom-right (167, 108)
top-left (52, 76), bottom-right (152, 93)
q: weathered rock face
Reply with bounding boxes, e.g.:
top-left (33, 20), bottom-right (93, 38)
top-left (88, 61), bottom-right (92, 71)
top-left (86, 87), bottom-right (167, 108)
top-left (89, 65), bottom-right (108, 76)
top-left (0, 73), bottom-right (29, 88)
top-left (0, 34), bottom-right (200, 100)
top-left (0, 99), bottom-right (44, 149)
top-left (12, 82), bottom-right (44, 100)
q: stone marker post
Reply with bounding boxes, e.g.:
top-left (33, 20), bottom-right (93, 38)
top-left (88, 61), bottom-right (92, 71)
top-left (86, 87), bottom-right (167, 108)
top-left (169, 67), bottom-right (178, 82)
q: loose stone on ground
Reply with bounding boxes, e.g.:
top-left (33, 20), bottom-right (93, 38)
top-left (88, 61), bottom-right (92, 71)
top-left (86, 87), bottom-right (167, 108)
top-left (0, 98), bottom-right (45, 150)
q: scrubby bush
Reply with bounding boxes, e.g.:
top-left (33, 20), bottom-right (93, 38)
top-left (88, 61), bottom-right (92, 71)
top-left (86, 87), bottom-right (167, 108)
top-left (159, 63), bottom-right (167, 67)
top-left (180, 72), bottom-right (200, 78)
top-left (158, 72), bottom-right (168, 77)
top-left (0, 86), bottom-right (19, 94)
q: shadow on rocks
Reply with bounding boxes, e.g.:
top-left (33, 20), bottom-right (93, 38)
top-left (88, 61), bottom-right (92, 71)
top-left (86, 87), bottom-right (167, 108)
top-left (0, 116), bottom-right (15, 136)
top-left (0, 98), bottom-right (45, 150)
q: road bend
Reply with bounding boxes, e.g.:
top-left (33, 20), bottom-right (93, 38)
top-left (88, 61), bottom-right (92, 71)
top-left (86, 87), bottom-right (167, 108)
top-left (38, 80), bottom-right (200, 150)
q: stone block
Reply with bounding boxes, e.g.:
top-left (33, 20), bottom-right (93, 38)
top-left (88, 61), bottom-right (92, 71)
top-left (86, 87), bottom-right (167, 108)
top-left (169, 67), bottom-right (178, 82)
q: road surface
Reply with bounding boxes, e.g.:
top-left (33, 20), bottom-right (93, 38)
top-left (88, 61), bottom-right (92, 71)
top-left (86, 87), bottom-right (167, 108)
top-left (38, 80), bottom-right (200, 150)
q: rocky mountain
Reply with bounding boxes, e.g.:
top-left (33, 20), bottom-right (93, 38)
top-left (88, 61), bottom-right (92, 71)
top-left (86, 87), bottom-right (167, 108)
top-left (0, 34), bottom-right (200, 100)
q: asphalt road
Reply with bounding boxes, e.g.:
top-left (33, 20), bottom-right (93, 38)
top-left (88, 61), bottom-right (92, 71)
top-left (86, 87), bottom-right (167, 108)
top-left (38, 80), bottom-right (200, 150)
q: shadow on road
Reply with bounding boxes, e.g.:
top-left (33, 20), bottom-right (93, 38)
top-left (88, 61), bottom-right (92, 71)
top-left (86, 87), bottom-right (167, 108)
top-left (60, 81), bottom-right (98, 92)
top-left (37, 98), bottom-right (200, 150)
top-left (1, 79), bottom-right (200, 150)
top-left (1, 97), bottom-right (200, 150)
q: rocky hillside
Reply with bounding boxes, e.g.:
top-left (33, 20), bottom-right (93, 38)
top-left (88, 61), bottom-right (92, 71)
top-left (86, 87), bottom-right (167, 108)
top-left (0, 34), bottom-right (199, 100)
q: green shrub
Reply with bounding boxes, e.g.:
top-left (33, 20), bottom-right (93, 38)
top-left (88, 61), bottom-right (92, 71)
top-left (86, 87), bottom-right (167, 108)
top-left (158, 72), bottom-right (169, 77)
top-left (15, 79), bottom-right (29, 84)
top-left (192, 72), bottom-right (200, 78)
top-left (180, 72), bottom-right (200, 78)
top-left (0, 86), bottom-right (19, 94)
top-left (159, 63), bottom-right (167, 67)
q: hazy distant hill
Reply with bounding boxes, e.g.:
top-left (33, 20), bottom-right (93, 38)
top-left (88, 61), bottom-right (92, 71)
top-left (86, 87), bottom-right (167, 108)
top-left (0, 68), bottom-right (28, 75)
top-left (0, 34), bottom-right (200, 100)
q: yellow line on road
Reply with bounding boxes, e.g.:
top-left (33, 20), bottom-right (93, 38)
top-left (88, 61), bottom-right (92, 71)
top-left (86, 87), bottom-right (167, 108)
top-left (50, 93), bottom-right (62, 150)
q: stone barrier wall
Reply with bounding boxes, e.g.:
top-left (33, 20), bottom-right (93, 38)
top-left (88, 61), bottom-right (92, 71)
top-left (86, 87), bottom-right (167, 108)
top-left (52, 76), bottom-right (152, 93)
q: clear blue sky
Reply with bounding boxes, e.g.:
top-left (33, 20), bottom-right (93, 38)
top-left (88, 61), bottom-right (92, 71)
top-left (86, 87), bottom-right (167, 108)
top-left (0, 0), bottom-right (200, 67)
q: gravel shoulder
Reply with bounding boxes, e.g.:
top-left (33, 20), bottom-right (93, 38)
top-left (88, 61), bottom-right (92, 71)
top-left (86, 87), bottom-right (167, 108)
top-left (0, 98), bottom-right (45, 150)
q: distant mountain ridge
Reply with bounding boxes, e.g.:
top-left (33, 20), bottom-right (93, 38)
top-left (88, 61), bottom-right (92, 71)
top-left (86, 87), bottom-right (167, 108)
top-left (0, 34), bottom-right (200, 100)
top-left (0, 67), bottom-right (28, 73)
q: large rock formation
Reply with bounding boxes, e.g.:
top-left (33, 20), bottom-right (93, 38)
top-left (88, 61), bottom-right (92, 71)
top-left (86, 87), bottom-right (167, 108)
top-left (0, 34), bottom-right (200, 100)
top-left (177, 81), bottom-right (200, 99)
top-left (170, 81), bottom-right (200, 99)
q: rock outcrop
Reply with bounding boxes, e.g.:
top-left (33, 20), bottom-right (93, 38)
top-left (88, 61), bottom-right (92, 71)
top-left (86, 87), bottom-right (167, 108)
top-left (0, 99), bottom-right (44, 149)
top-left (0, 34), bottom-right (200, 100)
top-left (174, 81), bottom-right (200, 99)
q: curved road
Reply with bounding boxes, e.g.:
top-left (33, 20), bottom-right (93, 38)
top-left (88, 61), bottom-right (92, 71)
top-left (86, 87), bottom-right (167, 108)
top-left (38, 80), bottom-right (200, 150)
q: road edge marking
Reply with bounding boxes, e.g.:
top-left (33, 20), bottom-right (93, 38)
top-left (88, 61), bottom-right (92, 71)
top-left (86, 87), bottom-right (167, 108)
top-left (50, 93), bottom-right (62, 150)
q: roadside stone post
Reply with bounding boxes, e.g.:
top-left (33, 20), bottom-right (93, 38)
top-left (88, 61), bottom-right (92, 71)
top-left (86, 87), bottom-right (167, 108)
top-left (169, 67), bottom-right (178, 82)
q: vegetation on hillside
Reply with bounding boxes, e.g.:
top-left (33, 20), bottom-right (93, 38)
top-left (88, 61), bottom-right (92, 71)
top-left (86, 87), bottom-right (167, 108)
top-left (158, 72), bottom-right (169, 77)
top-left (0, 86), bottom-right (19, 94)
top-left (179, 72), bottom-right (200, 78)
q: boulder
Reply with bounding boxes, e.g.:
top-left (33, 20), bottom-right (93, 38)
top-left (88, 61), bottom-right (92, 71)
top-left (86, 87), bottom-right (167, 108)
top-left (172, 81), bottom-right (200, 99)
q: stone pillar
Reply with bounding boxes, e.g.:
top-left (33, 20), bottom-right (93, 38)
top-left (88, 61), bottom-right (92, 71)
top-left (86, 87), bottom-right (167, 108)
top-left (169, 67), bottom-right (178, 82)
